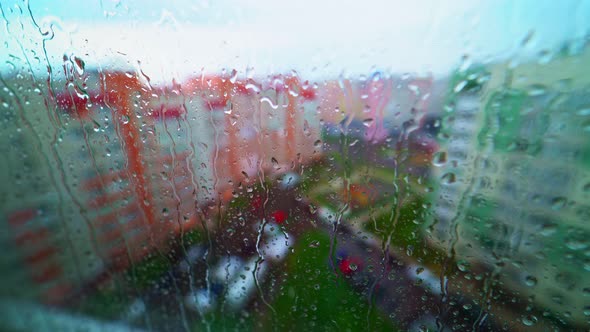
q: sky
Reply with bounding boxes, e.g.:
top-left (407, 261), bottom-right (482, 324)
top-left (1, 0), bottom-right (589, 82)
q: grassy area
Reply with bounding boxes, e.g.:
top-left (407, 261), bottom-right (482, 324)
top-left (302, 148), bottom-right (450, 278)
top-left (264, 231), bottom-right (400, 332)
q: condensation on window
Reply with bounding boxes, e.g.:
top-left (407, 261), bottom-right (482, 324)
top-left (0, 0), bottom-right (589, 331)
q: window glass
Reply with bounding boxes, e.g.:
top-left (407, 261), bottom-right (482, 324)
top-left (1, 0), bottom-right (589, 330)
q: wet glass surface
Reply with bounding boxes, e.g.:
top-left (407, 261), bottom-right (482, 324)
top-left (1, 1), bottom-right (590, 331)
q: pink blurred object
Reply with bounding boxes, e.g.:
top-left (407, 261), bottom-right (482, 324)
top-left (364, 73), bottom-right (392, 144)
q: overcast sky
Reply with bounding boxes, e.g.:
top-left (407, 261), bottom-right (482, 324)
top-left (1, 0), bottom-right (589, 82)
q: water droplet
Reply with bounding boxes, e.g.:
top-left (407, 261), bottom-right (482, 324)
top-left (73, 56), bottom-right (85, 76)
top-left (260, 97), bottom-right (279, 109)
top-left (432, 151), bottom-right (447, 167)
top-left (92, 120), bottom-right (101, 132)
top-left (522, 315), bottom-right (537, 326)
top-left (363, 118), bottom-right (374, 127)
top-left (457, 260), bottom-right (470, 272)
top-left (121, 114), bottom-right (130, 125)
top-left (550, 197), bottom-right (566, 210)
top-left (458, 54), bottom-right (472, 72)
top-left (229, 69), bottom-right (238, 84)
top-left (308, 204), bottom-right (317, 214)
top-left (538, 49), bottom-right (553, 64)
top-left (520, 30), bottom-right (535, 47)
top-left (223, 100), bottom-right (233, 115)
top-left (441, 172), bottom-right (456, 184)
top-left (271, 157), bottom-right (280, 170)
top-left (526, 84), bottom-right (547, 97)
top-left (539, 223), bottom-right (557, 237)
top-left (314, 140), bottom-right (322, 148)
top-left (454, 80), bottom-right (467, 93)
top-left (245, 83), bottom-right (261, 93)
top-left (565, 239), bottom-right (587, 251)
top-left (288, 85), bottom-right (299, 97)
top-left (303, 120), bottom-right (311, 137)
top-left (308, 240), bottom-right (320, 248)
top-left (525, 275), bottom-right (537, 287)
